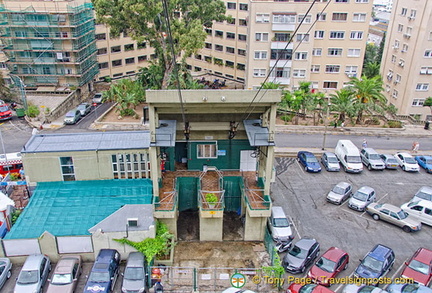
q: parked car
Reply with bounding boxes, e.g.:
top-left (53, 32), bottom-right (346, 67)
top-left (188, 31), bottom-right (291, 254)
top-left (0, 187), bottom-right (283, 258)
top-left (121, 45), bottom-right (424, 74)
top-left (415, 156), bottom-right (432, 173)
top-left (335, 140), bottom-right (363, 173)
top-left (14, 254), bottom-right (51, 293)
top-left (282, 238), bottom-right (320, 274)
top-left (321, 152), bottom-right (340, 172)
top-left (64, 109), bottom-right (81, 125)
top-left (401, 200), bottom-right (432, 226)
top-left (395, 152), bottom-right (420, 172)
top-left (326, 182), bottom-right (353, 205)
top-left (0, 258), bottom-right (12, 290)
top-left (348, 186), bottom-right (376, 212)
top-left (412, 186), bottom-right (432, 202)
top-left (121, 252), bottom-right (147, 293)
top-left (83, 249), bottom-right (121, 293)
top-left (0, 103), bottom-right (12, 121)
top-left (387, 284), bottom-right (432, 293)
top-left (307, 247), bottom-right (349, 286)
top-left (360, 148), bottom-right (385, 171)
top-left (287, 283), bottom-right (335, 293)
top-left (92, 93), bottom-right (103, 105)
top-left (366, 203), bottom-right (422, 232)
top-left (297, 151), bottom-right (321, 173)
top-left (400, 247), bottom-right (432, 286)
top-left (354, 244), bottom-right (395, 282)
top-left (380, 154), bottom-right (399, 170)
top-left (342, 285), bottom-right (387, 293)
top-left (268, 206), bottom-right (294, 252)
top-left (46, 255), bottom-right (82, 293)
top-left (77, 103), bottom-right (91, 116)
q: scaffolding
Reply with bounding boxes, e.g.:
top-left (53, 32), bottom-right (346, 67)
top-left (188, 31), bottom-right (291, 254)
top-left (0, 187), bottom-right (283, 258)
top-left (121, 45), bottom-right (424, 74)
top-left (0, 1), bottom-right (98, 88)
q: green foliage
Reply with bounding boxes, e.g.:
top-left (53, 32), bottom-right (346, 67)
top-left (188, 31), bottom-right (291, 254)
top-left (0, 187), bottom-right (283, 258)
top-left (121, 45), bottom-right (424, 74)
top-left (363, 62), bottom-right (381, 79)
top-left (262, 82), bottom-right (281, 89)
top-left (11, 210), bottom-right (22, 225)
top-left (424, 97), bottom-right (432, 114)
top-left (114, 221), bottom-right (175, 264)
top-left (205, 193), bottom-right (218, 203)
top-left (280, 114), bottom-right (292, 122)
top-left (387, 120), bottom-right (403, 128)
top-left (25, 104), bottom-right (40, 118)
top-left (261, 251), bottom-right (285, 289)
top-left (138, 64), bottom-right (164, 90)
top-left (10, 173), bottom-right (20, 181)
top-left (103, 78), bottom-right (145, 117)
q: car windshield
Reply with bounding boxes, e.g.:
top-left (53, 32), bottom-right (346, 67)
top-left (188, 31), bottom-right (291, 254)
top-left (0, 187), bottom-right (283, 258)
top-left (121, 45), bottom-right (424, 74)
top-left (397, 210), bottom-right (408, 219)
top-left (17, 270), bottom-right (38, 284)
top-left (327, 157), bottom-right (339, 163)
top-left (347, 156), bottom-right (361, 163)
top-left (306, 156), bottom-right (318, 163)
top-left (66, 112), bottom-right (76, 118)
top-left (299, 284), bottom-right (317, 293)
top-left (315, 256), bottom-right (336, 273)
top-left (408, 259), bottom-right (430, 275)
top-left (361, 256), bottom-right (383, 273)
top-left (332, 186), bottom-right (345, 195)
top-left (353, 191), bottom-right (369, 201)
top-left (401, 284), bottom-right (422, 293)
top-left (88, 271), bottom-right (110, 282)
top-left (51, 273), bottom-right (72, 284)
top-left (359, 286), bottom-right (377, 293)
top-left (124, 267), bottom-right (144, 280)
top-left (77, 105), bottom-right (86, 110)
top-left (405, 157), bottom-right (416, 164)
top-left (274, 218), bottom-right (290, 227)
top-left (0, 105), bottom-right (9, 112)
top-left (370, 154), bottom-right (381, 160)
top-left (289, 245), bottom-right (308, 259)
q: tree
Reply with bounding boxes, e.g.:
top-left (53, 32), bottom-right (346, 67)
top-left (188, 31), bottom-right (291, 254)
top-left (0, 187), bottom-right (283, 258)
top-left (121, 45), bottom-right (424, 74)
top-left (93, 0), bottom-right (227, 89)
top-left (330, 88), bottom-right (356, 124)
top-left (348, 76), bottom-right (386, 124)
top-left (262, 82), bottom-right (282, 89)
top-left (362, 62), bottom-right (381, 79)
top-left (424, 97), bottom-right (432, 115)
top-left (103, 78), bottom-right (145, 116)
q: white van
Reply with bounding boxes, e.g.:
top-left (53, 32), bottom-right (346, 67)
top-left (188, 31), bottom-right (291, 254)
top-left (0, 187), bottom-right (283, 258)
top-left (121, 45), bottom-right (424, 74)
top-left (335, 140), bottom-right (363, 173)
top-left (401, 200), bottom-right (432, 226)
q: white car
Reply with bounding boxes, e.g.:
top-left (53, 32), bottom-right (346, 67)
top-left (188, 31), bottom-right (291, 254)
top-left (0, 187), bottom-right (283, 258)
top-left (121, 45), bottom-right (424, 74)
top-left (395, 152), bottom-right (420, 172)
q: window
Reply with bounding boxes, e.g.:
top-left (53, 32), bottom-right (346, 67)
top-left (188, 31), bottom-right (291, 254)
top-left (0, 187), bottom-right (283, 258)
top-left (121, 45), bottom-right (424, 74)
top-left (238, 34), bottom-right (247, 41)
top-left (96, 33), bottom-right (106, 40)
top-left (111, 46), bottom-right (121, 53)
top-left (204, 56), bottom-right (212, 63)
top-left (270, 67), bottom-right (290, 78)
top-left (401, 8), bottom-right (407, 16)
top-left (395, 74), bottom-right (401, 83)
top-left (391, 55), bottom-right (396, 63)
top-left (402, 44), bottom-right (408, 52)
top-left (312, 48), bottom-right (322, 56)
top-left (330, 31), bottom-right (345, 39)
top-left (205, 28), bottom-right (212, 35)
top-left (226, 32), bottom-right (235, 39)
top-left (274, 33), bottom-right (291, 42)
top-left (124, 44), bottom-right (134, 51)
top-left (410, 9), bottom-right (416, 19)
top-left (353, 13), bottom-right (366, 22)
top-left (326, 65), bottom-right (340, 73)
top-left (271, 49), bottom-right (293, 60)
top-left (295, 52), bottom-right (307, 60)
top-left (292, 69), bottom-right (306, 77)
top-left (112, 59), bottom-right (122, 67)
top-left (392, 89), bottom-right (398, 99)
top-left (332, 13), bottom-right (348, 21)
top-left (227, 2), bottom-right (236, 9)
top-left (256, 13), bottom-right (270, 23)
top-left (198, 144), bottom-right (217, 158)
top-left (194, 66), bottom-right (202, 72)
top-left (138, 55), bottom-right (147, 62)
top-left (323, 81), bottom-right (338, 89)
top-left (225, 60), bottom-right (234, 68)
top-left (255, 33), bottom-right (269, 41)
top-left (254, 51), bottom-right (267, 59)
top-left (296, 33), bottom-right (309, 42)
top-left (195, 54), bottom-right (202, 60)
top-left (335, 0), bottom-right (348, 2)
top-left (97, 48), bottom-right (107, 55)
top-left (112, 153), bottom-right (150, 179)
top-left (253, 69), bottom-right (266, 77)
top-left (355, 0), bottom-right (368, 2)
top-left (416, 83), bottom-right (429, 91)
top-left (350, 31), bottom-right (363, 39)
top-left (420, 66), bottom-right (432, 75)
top-left (398, 24), bottom-right (403, 33)
top-left (394, 40), bottom-right (400, 48)
top-left (60, 157), bottom-right (75, 181)
top-left (238, 49), bottom-right (246, 56)
top-left (328, 48), bottom-right (343, 56)
top-left (226, 47), bottom-right (235, 54)
top-left (298, 15), bottom-right (311, 23)
top-left (137, 42), bottom-right (146, 49)
top-left (113, 73), bottom-right (123, 78)
top-left (345, 66), bottom-right (358, 76)
top-left (424, 50), bottom-right (432, 57)
top-left (237, 63), bottom-right (245, 70)
top-left (239, 3), bottom-right (248, 10)
top-left (273, 14), bottom-right (296, 24)
top-left (348, 49), bottom-right (361, 57)
top-left (98, 62), bottom-right (108, 69)
top-left (239, 19), bottom-right (247, 26)
top-left (215, 30), bottom-right (223, 38)
top-left (316, 13), bottom-right (326, 21)
top-left (311, 65), bottom-right (320, 73)
top-left (314, 30), bottom-right (324, 39)
top-left (205, 43), bottom-right (212, 49)
top-left (125, 57), bottom-right (135, 64)
top-left (227, 18), bottom-right (235, 25)
top-left (215, 44), bottom-right (223, 51)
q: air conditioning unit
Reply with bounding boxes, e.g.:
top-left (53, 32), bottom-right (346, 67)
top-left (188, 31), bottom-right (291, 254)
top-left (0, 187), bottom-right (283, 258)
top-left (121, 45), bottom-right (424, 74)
top-left (420, 69), bottom-right (427, 74)
top-left (408, 16), bottom-right (414, 21)
top-left (403, 33), bottom-right (411, 39)
top-left (393, 81), bottom-right (399, 85)
top-left (399, 61), bottom-right (404, 67)
top-left (392, 46), bottom-right (399, 51)
top-left (401, 49), bottom-right (406, 53)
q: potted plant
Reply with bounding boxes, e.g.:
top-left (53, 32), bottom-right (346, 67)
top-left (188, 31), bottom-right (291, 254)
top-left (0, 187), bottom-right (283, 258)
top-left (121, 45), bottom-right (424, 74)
top-left (205, 192), bottom-right (218, 209)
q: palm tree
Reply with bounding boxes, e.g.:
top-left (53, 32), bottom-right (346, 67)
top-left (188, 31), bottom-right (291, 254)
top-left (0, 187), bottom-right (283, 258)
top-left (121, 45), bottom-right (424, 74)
top-left (362, 62), bottom-right (381, 79)
top-left (103, 78), bottom-right (145, 116)
top-left (330, 88), bottom-right (356, 124)
top-left (348, 75), bottom-right (386, 124)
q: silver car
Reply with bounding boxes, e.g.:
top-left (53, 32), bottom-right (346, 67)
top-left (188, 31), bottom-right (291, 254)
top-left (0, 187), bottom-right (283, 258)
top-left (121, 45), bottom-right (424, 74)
top-left (14, 254), bottom-right (51, 293)
top-left (321, 152), bottom-right (340, 172)
top-left (327, 182), bottom-right (353, 205)
top-left (122, 252), bottom-right (147, 293)
top-left (0, 258), bottom-right (12, 290)
top-left (366, 203), bottom-right (422, 232)
top-left (412, 186), bottom-right (432, 202)
top-left (348, 186), bottom-right (376, 212)
top-left (360, 148), bottom-right (385, 171)
top-left (77, 103), bottom-right (91, 116)
top-left (380, 154), bottom-right (399, 170)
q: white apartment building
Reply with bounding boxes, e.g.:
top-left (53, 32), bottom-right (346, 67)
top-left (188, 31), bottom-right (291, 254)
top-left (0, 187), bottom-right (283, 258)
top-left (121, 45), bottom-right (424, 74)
top-left (381, 0), bottom-right (432, 120)
top-left (187, 0), bottom-right (373, 92)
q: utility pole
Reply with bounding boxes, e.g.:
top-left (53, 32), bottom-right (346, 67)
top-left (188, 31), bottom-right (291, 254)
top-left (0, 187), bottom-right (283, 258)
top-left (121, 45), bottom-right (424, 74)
top-left (322, 96), bottom-right (331, 150)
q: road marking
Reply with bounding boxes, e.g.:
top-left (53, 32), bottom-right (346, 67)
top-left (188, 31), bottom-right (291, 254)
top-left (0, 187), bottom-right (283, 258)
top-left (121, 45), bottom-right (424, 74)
top-left (376, 193), bottom-right (389, 204)
top-left (289, 216), bottom-right (301, 239)
top-left (389, 258), bottom-right (408, 280)
top-left (334, 272), bottom-right (353, 293)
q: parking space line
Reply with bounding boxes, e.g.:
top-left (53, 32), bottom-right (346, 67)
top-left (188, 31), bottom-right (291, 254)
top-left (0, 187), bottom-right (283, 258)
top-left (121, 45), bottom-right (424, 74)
top-left (376, 193), bottom-right (389, 204)
top-left (389, 258), bottom-right (408, 280)
top-left (334, 272), bottom-right (353, 293)
top-left (289, 216), bottom-right (301, 239)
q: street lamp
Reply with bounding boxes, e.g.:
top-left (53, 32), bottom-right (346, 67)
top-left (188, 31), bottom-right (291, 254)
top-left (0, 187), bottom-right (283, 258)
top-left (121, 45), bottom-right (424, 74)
top-left (321, 96), bottom-right (331, 150)
top-left (9, 74), bottom-right (28, 110)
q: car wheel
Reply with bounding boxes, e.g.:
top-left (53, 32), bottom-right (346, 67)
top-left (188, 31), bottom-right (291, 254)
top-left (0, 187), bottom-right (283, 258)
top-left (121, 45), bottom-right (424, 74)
top-left (368, 164), bottom-right (372, 171)
top-left (372, 214), bottom-right (380, 221)
top-left (344, 262), bottom-right (348, 270)
top-left (304, 166), bottom-right (308, 172)
top-left (403, 226), bottom-right (412, 233)
top-left (402, 165), bottom-right (406, 171)
top-left (6, 270), bottom-right (11, 278)
top-left (344, 166), bottom-right (347, 172)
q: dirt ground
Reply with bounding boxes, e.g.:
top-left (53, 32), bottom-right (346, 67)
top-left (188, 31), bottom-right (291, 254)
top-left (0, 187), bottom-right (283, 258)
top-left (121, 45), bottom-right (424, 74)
top-left (99, 102), bottom-right (147, 123)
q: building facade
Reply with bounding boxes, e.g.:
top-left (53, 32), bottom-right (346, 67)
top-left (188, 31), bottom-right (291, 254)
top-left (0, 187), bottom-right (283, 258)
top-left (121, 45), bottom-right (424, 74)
top-left (380, 0), bottom-right (432, 120)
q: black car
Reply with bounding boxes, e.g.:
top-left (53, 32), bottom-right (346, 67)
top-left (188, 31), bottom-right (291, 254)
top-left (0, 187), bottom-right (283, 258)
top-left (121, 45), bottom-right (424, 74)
top-left (83, 249), bottom-right (121, 293)
top-left (282, 237), bottom-right (320, 274)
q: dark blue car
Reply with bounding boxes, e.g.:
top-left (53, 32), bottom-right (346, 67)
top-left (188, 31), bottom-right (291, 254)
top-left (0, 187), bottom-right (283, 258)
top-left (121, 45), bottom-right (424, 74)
top-left (83, 249), bottom-right (121, 293)
top-left (415, 156), bottom-right (432, 173)
top-left (354, 244), bottom-right (395, 283)
top-left (297, 151), bottom-right (321, 173)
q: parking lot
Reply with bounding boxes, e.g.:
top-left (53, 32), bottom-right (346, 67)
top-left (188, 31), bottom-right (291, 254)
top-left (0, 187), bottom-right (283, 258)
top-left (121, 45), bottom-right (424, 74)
top-left (272, 156), bottom-right (432, 291)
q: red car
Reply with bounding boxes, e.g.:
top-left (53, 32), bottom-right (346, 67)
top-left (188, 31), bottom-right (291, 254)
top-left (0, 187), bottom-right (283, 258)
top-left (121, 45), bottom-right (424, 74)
top-left (307, 247), bottom-right (349, 286)
top-left (287, 283), bottom-right (335, 293)
top-left (401, 247), bottom-right (432, 286)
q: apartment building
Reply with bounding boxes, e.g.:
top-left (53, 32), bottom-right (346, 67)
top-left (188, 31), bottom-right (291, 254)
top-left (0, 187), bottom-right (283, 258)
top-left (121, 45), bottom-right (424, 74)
top-left (0, 0), bottom-right (98, 91)
top-left (187, 0), bottom-right (373, 91)
top-left (381, 0), bottom-right (432, 120)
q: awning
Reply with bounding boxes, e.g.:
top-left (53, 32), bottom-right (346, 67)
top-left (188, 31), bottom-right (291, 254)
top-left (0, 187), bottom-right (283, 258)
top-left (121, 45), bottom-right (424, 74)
top-left (151, 120), bottom-right (177, 147)
top-left (243, 119), bottom-right (275, 147)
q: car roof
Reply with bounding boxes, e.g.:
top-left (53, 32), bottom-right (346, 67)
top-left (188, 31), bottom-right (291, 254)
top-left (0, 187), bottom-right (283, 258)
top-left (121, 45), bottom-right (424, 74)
top-left (363, 148), bottom-right (379, 154)
top-left (336, 182), bottom-right (351, 188)
top-left (23, 254), bottom-right (46, 270)
top-left (397, 152), bottom-right (413, 158)
top-left (324, 152), bottom-right (337, 157)
top-left (418, 186), bottom-right (432, 194)
top-left (369, 244), bottom-right (393, 261)
top-left (414, 248), bottom-right (432, 263)
top-left (381, 154), bottom-right (396, 159)
top-left (379, 203), bottom-right (401, 213)
top-left (295, 238), bottom-right (317, 250)
top-left (126, 252), bottom-right (145, 267)
top-left (66, 110), bottom-right (77, 115)
top-left (357, 186), bottom-right (374, 193)
top-left (54, 257), bottom-right (79, 274)
top-left (96, 249), bottom-right (119, 263)
top-left (321, 247), bottom-right (347, 260)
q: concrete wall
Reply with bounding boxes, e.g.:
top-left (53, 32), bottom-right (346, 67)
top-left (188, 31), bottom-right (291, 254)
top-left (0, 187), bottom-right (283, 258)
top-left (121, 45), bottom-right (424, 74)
top-left (244, 209), bottom-right (267, 241)
top-left (199, 214), bottom-right (223, 241)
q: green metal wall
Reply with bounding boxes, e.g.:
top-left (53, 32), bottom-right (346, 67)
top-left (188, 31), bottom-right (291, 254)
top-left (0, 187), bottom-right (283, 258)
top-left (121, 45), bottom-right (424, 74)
top-left (187, 140), bottom-right (253, 170)
top-left (223, 177), bottom-right (243, 212)
top-left (177, 177), bottom-right (198, 212)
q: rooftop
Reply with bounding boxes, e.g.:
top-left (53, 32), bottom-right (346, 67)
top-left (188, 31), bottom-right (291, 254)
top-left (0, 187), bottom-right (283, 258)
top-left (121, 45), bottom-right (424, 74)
top-left (5, 179), bottom-right (153, 239)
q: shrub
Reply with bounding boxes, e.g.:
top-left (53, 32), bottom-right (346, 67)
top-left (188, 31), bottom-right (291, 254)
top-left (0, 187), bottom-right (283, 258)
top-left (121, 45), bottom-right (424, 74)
top-left (205, 193), bottom-right (218, 203)
top-left (119, 108), bottom-right (136, 117)
top-left (387, 120), bottom-right (403, 128)
top-left (25, 104), bottom-right (40, 118)
top-left (280, 114), bottom-right (293, 122)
